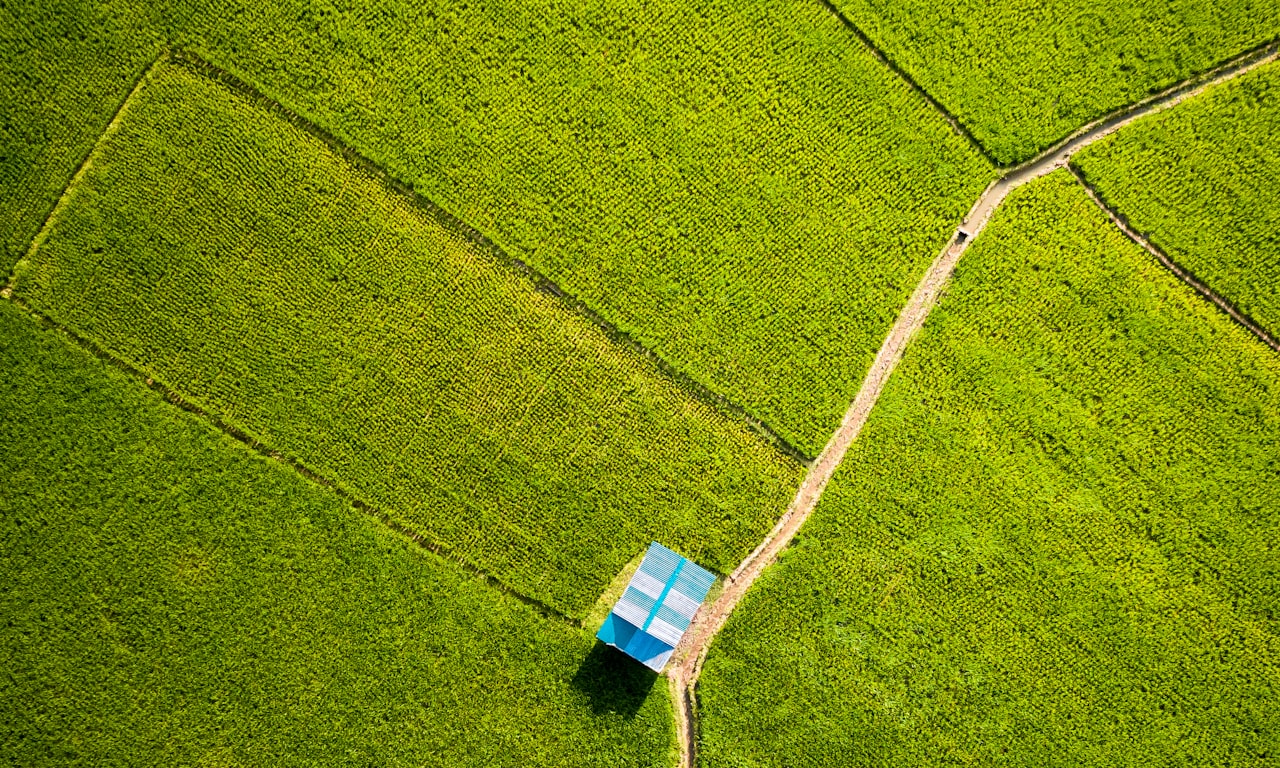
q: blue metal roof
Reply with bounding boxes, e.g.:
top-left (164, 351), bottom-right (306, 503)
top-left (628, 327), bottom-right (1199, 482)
top-left (596, 542), bottom-right (716, 672)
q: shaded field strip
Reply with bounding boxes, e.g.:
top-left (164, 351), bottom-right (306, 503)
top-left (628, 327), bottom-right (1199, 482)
top-left (815, 0), bottom-right (996, 166)
top-left (3, 292), bottom-right (582, 628)
top-left (163, 49), bottom-right (812, 467)
top-left (666, 37), bottom-right (1280, 768)
top-left (1071, 168), bottom-right (1280, 355)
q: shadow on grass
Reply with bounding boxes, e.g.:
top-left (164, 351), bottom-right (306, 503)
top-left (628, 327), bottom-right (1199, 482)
top-left (570, 641), bottom-right (659, 718)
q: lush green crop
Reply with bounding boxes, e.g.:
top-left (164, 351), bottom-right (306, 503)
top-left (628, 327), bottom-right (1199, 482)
top-left (698, 172), bottom-right (1280, 766)
top-left (0, 0), bottom-right (161, 271)
top-left (13, 61), bottom-right (803, 617)
top-left (0, 300), bottom-right (675, 766)
top-left (831, 0), bottom-right (1280, 164)
top-left (1075, 59), bottom-right (1280, 340)
top-left (3, 0), bottom-right (993, 454)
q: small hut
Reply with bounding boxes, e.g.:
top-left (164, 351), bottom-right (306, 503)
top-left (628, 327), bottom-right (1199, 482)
top-left (596, 542), bottom-right (715, 672)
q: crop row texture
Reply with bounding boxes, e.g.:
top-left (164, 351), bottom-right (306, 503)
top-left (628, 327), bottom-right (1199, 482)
top-left (0, 301), bottom-right (673, 766)
top-left (697, 172), bottom-right (1280, 766)
top-left (0, 1), bottom-right (162, 272)
top-left (830, 0), bottom-right (1280, 164)
top-left (1074, 59), bottom-right (1280, 342)
top-left (13, 62), bottom-right (803, 617)
top-left (2, 0), bottom-right (994, 455)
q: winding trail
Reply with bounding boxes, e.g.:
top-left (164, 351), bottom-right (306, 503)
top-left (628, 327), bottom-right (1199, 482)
top-left (666, 39), bottom-right (1280, 768)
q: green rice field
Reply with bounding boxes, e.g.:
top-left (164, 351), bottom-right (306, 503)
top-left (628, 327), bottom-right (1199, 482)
top-left (829, 0), bottom-right (1280, 163)
top-left (3, 0), bottom-right (1277, 764)
top-left (698, 172), bottom-right (1280, 766)
top-left (0, 300), bottom-right (672, 766)
top-left (1075, 59), bottom-right (1280, 339)
top-left (11, 59), bottom-right (802, 617)
top-left (3, 0), bottom-right (995, 454)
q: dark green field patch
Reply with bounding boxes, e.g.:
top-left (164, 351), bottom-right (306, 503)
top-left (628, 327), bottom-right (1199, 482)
top-left (12, 60), bottom-right (802, 617)
top-left (0, 299), bottom-right (673, 766)
top-left (697, 172), bottom-right (1280, 766)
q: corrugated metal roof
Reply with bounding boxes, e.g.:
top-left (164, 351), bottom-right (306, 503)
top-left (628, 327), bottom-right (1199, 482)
top-left (595, 542), bottom-right (716, 672)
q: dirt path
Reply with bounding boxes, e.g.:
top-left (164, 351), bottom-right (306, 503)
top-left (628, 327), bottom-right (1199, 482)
top-left (667, 40), bottom-right (1280, 768)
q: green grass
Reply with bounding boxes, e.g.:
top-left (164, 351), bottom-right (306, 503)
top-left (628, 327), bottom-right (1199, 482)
top-left (1075, 59), bottom-right (1280, 340)
top-left (697, 172), bottom-right (1280, 766)
top-left (3, 0), bottom-right (994, 454)
top-left (830, 0), bottom-right (1280, 164)
top-left (0, 299), bottom-right (675, 766)
top-left (12, 60), bottom-right (803, 617)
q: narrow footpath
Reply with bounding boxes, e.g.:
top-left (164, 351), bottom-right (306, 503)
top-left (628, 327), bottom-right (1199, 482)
top-left (667, 39), bottom-right (1280, 768)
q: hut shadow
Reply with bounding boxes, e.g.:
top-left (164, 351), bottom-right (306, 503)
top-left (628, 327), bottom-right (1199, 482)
top-left (570, 641), bottom-right (659, 718)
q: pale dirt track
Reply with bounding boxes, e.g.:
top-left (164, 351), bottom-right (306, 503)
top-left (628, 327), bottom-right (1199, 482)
top-left (667, 40), bottom-right (1280, 768)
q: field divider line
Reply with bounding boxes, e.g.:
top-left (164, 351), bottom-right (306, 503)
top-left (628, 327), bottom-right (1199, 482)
top-left (2, 48), bottom-right (169, 300)
top-left (1071, 168), bottom-right (1280, 355)
top-left (1001, 39), bottom-right (1280, 177)
top-left (820, 0), bottom-right (1278, 171)
top-left (2, 292), bottom-right (583, 628)
top-left (815, 0), bottom-right (996, 166)
top-left (165, 49), bottom-right (812, 467)
top-left (667, 38), bottom-right (1280, 768)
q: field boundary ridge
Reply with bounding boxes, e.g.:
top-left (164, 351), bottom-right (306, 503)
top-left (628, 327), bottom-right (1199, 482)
top-left (4, 292), bottom-right (582, 628)
top-left (164, 49), bottom-right (813, 466)
top-left (820, 0), bottom-right (1279, 170)
top-left (815, 0), bottom-right (996, 166)
top-left (666, 36), bottom-right (1280, 768)
top-left (3, 50), bottom-right (164, 299)
top-left (1071, 167), bottom-right (1280, 355)
top-left (1004, 39), bottom-right (1280, 174)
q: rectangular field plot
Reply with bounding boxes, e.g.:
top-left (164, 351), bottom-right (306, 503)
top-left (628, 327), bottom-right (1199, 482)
top-left (12, 60), bottom-right (803, 617)
top-left (7, 0), bottom-right (994, 455)
top-left (698, 172), bottom-right (1280, 766)
top-left (0, 301), bottom-right (673, 766)
top-left (1075, 58), bottom-right (1280, 341)
top-left (160, 0), bottom-right (994, 455)
top-left (829, 0), bottom-right (1280, 163)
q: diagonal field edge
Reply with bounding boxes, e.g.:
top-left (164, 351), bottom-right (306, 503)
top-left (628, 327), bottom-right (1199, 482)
top-left (1070, 167), bottom-right (1280, 355)
top-left (815, 0), bottom-right (996, 166)
top-left (4, 293), bottom-right (582, 628)
top-left (1007, 39), bottom-right (1280, 176)
top-left (819, 0), bottom-right (1280, 170)
top-left (666, 37), bottom-right (1280, 768)
top-left (2, 48), bottom-right (164, 297)
top-left (163, 49), bottom-right (813, 467)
